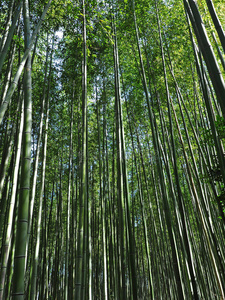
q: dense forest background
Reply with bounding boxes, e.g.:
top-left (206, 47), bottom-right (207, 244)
top-left (0, 0), bottom-right (225, 299)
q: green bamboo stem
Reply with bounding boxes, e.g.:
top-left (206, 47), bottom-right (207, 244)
top-left (183, 0), bottom-right (225, 119)
top-left (0, 99), bottom-right (23, 300)
top-left (96, 89), bottom-right (108, 300)
top-left (12, 0), bottom-right (31, 298)
top-left (75, 1), bottom-right (88, 298)
top-left (205, 0), bottom-right (225, 54)
top-left (0, 0), bottom-right (15, 52)
top-left (30, 89), bottom-right (49, 300)
top-left (0, 0), bottom-right (52, 125)
top-left (0, 0), bottom-right (22, 74)
top-left (25, 37), bottom-right (50, 272)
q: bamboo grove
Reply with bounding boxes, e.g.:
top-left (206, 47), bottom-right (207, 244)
top-left (0, 0), bottom-right (225, 299)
